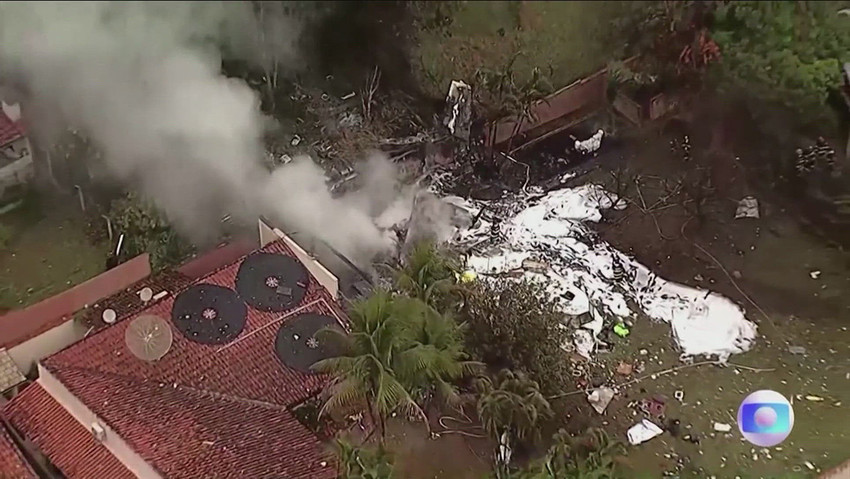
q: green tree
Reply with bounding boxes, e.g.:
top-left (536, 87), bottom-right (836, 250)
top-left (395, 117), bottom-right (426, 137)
top-left (477, 369), bottom-right (554, 478)
top-left (396, 303), bottom-right (482, 408)
top-left (107, 193), bottom-right (194, 271)
top-left (332, 438), bottom-right (395, 479)
top-left (474, 51), bottom-right (551, 155)
top-left (394, 241), bottom-right (461, 310)
top-left (461, 279), bottom-right (570, 394)
top-left (711, 1), bottom-right (850, 130)
top-left (313, 291), bottom-right (476, 441)
top-left (477, 369), bottom-right (553, 446)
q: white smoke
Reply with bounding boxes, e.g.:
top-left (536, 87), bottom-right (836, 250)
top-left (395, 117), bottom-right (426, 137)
top-left (0, 1), bottom-right (422, 265)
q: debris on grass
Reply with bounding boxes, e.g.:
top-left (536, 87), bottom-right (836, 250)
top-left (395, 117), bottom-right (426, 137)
top-left (735, 196), bottom-right (760, 219)
top-left (613, 322), bottom-right (630, 337)
top-left (443, 80), bottom-right (472, 141)
top-left (616, 362), bottom-right (634, 376)
top-left (788, 345), bottom-right (807, 355)
top-left (574, 129), bottom-right (604, 156)
top-left (713, 422), bottom-right (732, 433)
top-left (627, 419), bottom-right (664, 445)
top-left (457, 184), bottom-right (758, 361)
top-left (587, 386), bottom-right (615, 414)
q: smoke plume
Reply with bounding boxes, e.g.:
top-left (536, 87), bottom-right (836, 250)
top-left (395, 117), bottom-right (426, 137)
top-left (0, 2), bottom-right (419, 265)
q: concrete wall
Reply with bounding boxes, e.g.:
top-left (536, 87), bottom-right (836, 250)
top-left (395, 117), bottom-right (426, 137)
top-left (0, 254), bottom-right (151, 351)
top-left (8, 320), bottom-right (88, 377)
top-left (0, 137), bottom-right (34, 198)
top-left (257, 219), bottom-right (340, 298)
top-left (0, 254), bottom-right (152, 378)
top-left (37, 365), bottom-right (162, 478)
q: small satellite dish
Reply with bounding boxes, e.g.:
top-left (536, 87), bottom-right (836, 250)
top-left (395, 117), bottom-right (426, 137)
top-left (102, 309), bottom-right (117, 324)
top-left (138, 287), bottom-right (154, 302)
top-left (125, 315), bottom-right (173, 361)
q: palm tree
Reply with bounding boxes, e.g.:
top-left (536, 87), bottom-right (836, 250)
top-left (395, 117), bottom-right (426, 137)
top-left (394, 241), bottom-right (461, 309)
top-left (394, 300), bottom-right (482, 408)
top-left (313, 291), bottom-right (478, 441)
top-left (476, 369), bottom-right (554, 474)
top-left (313, 291), bottom-right (427, 441)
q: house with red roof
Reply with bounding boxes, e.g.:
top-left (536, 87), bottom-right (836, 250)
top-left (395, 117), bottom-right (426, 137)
top-left (2, 221), bottom-right (349, 478)
top-left (0, 424), bottom-right (36, 478)
top-left (0, 101), bottom-right (33, 202)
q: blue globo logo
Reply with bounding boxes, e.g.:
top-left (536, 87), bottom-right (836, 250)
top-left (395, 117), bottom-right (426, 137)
top-left (738, 390), bottom-right (794, 447)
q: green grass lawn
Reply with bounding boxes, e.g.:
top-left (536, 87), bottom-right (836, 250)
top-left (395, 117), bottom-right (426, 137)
top-left (412, 1), bottom-right (636, 97)
top-left (0, 195), bottom-right (108, 311)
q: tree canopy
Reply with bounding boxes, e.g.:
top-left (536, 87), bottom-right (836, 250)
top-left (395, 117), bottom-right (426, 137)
top-left (106, 193), bottom-right (194, 270)
top-left (461, 279), bottom-right (571, 394)
top-left (711, 1), bottom-right (850, 128)
top-left (313, 290), bottom-right (478, 440)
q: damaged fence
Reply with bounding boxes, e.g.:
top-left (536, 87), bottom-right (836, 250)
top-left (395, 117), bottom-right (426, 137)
top-left (484, 57), bottom-right (639, 151)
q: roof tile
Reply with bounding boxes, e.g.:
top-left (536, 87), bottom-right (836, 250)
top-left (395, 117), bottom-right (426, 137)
top-left (0, 423), bottom-right (36, 479)
top-left (81, 270), bottom-right (194, 330)
top-left (3, 383), bottom-right (133, 479)
top-left (0, 109), bottom-right (23, 147)
top-left (48, 365), bottom-right (335, 479)
top-left (25, 239), bottom-right (346, 478)
top-left (0, 349), bottom-right (26, 393)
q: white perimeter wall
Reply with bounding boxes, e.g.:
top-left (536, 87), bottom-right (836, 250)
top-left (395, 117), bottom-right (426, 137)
top-left (37, 364), bottom-right (163, 478)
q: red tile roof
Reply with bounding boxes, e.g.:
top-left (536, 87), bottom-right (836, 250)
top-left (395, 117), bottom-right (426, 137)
top-left (0, 109), bottom-right (24, 147)
top-left (49, 365), bottom-right (334, 479)
top-left (16, 240), bottom-right (344, 478)
top-left (4, 383), bottom-right (133, 479)
top-left (177, 237), bottom-right (257, 280)
top-left (0, 422), bottom-right (36, 479)
top-left (81, 269), bottom-right (194, 330)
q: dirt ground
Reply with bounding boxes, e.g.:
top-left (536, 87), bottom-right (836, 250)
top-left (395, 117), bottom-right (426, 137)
top-left (536, 119), bottom-right (850, 478)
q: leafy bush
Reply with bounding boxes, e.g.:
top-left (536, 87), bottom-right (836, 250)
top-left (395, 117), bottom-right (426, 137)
top-left (394, 241), bottom-right (462, 310)
top-left (333, 438), bottom-right (396, 479)
top-left (460, 279), bottom-right (570, 394)
top-left (106, 193), bottom-right (194, 270)
top-left (476, 369), bottom-right (553, 446)
top-left (512, 428), bottom-right (627, 479)
top-left (711, 1), bottom-right (850, 129)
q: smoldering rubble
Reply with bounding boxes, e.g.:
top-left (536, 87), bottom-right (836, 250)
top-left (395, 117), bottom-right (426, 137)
top-left (0, 1), bottom-right (432, 267)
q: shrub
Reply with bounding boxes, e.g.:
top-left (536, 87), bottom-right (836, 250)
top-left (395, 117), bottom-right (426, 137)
top-left (460, 279), bottom-right (570, 394)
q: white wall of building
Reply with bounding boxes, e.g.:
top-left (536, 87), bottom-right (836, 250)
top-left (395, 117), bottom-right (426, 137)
top-left (258, 219), bottom-right (340, 298)
top-left (8, 320), bottom-right (88, 376)
top-left (37, 364), bottom-right (163, 478)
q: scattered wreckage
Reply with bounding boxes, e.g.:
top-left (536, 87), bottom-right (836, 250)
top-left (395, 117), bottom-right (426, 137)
top-left (365, 78), bottom-right (759, 365)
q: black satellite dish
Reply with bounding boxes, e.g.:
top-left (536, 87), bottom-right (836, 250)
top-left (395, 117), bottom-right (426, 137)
top-left (171, 284), bottom-right (247, 345)
top-left (274, 314), bottom-right (343, 373)
top-left (236, 253), bottom-right (309, 313)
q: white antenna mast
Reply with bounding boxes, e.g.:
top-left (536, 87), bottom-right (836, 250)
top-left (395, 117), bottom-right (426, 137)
top-left (115, 233), bottom-right (125, 256)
